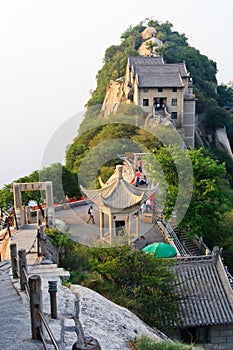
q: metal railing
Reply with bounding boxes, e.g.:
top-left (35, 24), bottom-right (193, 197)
top-left (157, 218), bottom-right (187, 256)
top-left (10, 242), bottom-right (60, 350)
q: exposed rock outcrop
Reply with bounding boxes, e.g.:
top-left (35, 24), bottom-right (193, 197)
top-left (70, 284), bottom-right (169, 350)
top-left (215, 127), bottom-right (233, 159)
top-left (101, 79), bottom-right (128, 117)
top-left (101, 26), bottom-right (164, 118)
top-left (138, 26), bottom-right (163, 57)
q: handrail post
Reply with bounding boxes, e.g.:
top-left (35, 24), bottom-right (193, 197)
top-left (48, 281), bottom-right (58, 319)
top-left (10, 243), bottom-right (18, 279)
top-left (29, 275), bottom-right (43, 340)
top-left (18, 248), bottom-right (28, 291)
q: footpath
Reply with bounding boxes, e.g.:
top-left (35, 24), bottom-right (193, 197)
top-left (0, 224), bottom-right (82, 350)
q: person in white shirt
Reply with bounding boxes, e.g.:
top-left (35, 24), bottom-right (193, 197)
top-left (87, 205), bottom-right (95, 224)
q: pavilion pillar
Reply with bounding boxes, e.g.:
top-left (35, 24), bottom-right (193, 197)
top-left (100, 210), bottom-right (104, 240)
top-left (109, 214), bottom-right (114, 245)
top-left (126, 215), bottom-right (130, 245)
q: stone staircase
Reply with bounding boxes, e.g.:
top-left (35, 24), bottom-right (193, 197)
top-left (176, 230), bottom-right (203, 256)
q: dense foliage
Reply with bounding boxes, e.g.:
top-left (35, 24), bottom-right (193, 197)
top-left (47, 228), bottom-right (178, 331)
top-left (86, 19), bottom-right (221, 115)
top-left (0, 163), bottom-right (81, 210)
top-left (65, 19), bottom-right (233, 273)
top-left (85, 19), bottom-right (233, 150)
top-left (129, 336), bottom-right (202, 350)
top-left (146, 145), bottom-right (233, 272)
top-left (66, 106), bottom-right (151, 188)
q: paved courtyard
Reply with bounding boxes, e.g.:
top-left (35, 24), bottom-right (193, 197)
top-left (55, 203), bottom-right (165, 248)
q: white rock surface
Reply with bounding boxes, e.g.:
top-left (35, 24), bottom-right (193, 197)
top-left (215, 127), bottom-right (233, 159)
top-left (71, 284), bottom-right (166, 350)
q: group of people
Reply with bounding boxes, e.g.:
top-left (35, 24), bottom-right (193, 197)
top-left (140, 198), bottom-right (154, 214)
top-left (153, 101), bottom-right (166, 112)
top-left (134, 158), bottom-right (149, 187)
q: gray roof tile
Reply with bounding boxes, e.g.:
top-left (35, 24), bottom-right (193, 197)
top-left (173, 256), bottom-right (233, 327)
top-left (138, 73), bottom-right (184, 87)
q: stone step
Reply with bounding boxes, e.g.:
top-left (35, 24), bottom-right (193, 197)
top-left (28, 267), bottom-right (70, 279)
top-left (28, 263), bottom-right (58, 270)
top-left (0, 296), bottom-right (22, 309)
top-left (0, 338), bottom-right (44, 350)
top-left (0, 286), bottom-right (19, 299)
top-left (0, 298), bottom-right (23, 312)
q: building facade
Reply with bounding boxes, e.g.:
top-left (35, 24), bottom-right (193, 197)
top-left (126, 56), bottom-right (196, 147)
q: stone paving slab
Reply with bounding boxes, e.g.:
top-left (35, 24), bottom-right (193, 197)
top-left (55, 203), bottom-right (165, 247)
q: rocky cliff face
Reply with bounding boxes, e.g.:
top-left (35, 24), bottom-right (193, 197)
top-left (215, 127), bottom-right (233, 159)
top-left (101, 26), bottom-right (164, 118)
top-left (101, 79), bottom-right (128, 118)
top-left (70, 285), bottom-right (169, 350)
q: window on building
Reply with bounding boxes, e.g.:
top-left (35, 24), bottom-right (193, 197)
top-left (158, 87), bottom-right (163, 92)
top-left (143, 88), bottom-right (149, 93)
top-left (171, 98), bottom-right (177, 106)
top-left (171, 112), bottom-right (177, 119)
top-left (172, 87), bottom-right (177, 92)
top-left (143, 99), bottom-right (149, 106)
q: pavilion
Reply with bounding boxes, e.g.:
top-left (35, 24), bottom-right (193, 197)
top-left (81, 164), bottom-right (156, 245)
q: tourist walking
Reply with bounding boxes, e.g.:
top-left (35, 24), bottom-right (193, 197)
top-left (87, 205), bottom-right (95, 224)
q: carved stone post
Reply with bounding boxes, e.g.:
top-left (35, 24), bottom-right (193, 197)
top-left (10, 243), bottom-right (18, 279)
top-left (18, 248), bottom-right (28, 291)
top-left (29, 275), bottom-right (43, 340)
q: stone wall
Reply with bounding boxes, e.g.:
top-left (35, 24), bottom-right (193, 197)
top-left (209, 324), bottom-right (233, 349)
top-left (137, 86), bottom-right (184, 127)
top-left (0, 233), bottom-right (10, 261)
top-left (39, 225), bottom-right (59, 264)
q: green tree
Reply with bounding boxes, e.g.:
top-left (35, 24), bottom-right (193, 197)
top-left (39, 163), bottom-right (81, 202)
top-left (148, 146), bottom-right (228, 239)
top-left (217, 84), bottom-right (233, 107)
top-left (0, 184), bottom-right (14, 210)
top-left (179, 148), bottom-right (228, 238)
top-left (145, 40), bottom-right (158, 55)
top-left (204, 102), bottom-right (233, 131)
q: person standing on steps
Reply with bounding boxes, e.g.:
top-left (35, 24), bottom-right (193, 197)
top-left (135, 169), bottom-right (141, 187)
top-left (87, 205), bottom-right (95, 224)
top-left (138, 158), bottom-right (143, 173)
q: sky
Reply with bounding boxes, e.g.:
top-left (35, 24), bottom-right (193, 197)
top-left (0, 0), bottom-right (232, 189)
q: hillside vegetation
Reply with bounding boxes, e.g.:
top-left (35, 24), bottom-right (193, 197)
top-left (65, 19), bottom-right (233, 273)
top-left (1, 19), bottom-right (233, 273)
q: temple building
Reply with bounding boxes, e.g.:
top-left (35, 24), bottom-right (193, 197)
top-left (125, 56), bottom-right (196, 147)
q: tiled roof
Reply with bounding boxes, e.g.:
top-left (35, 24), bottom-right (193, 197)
top-left (81, 165), bottom-right (155, 211)
top-left (170, 63), bottom-right (188, 77)
top-left (128, 56), bottom-right (188, 88)
top-left (128, 56), bottom-right (164, 68)
top-left (128, 56), bottom-right (188, 77)
top-left (135, 64), bottom-right (184, 76)
top-left (173, 256), bottom-right (233, 327)
top-left (138, 73), bottom-right (184, 87)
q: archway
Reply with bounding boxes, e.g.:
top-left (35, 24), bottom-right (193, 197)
top-left (13, 181), bottom-right (55, 229)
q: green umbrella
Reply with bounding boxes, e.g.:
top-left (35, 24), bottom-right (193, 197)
top-left (142, 242), bottom-right (177, 258)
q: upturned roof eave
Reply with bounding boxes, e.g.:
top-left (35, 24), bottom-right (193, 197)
top-left (81, 179), bottom-right (157, 211)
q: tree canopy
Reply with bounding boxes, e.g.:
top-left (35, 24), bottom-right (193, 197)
top-left (0, 163), bottom-right (81, 210)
